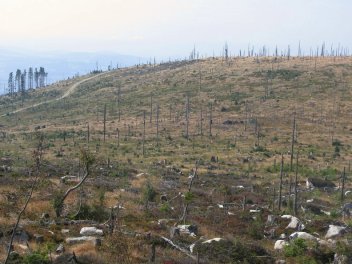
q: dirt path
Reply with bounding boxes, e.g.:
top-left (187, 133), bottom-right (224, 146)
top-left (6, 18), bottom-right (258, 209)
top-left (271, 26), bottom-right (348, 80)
top-left (1, 72), bottom-right (107, 117)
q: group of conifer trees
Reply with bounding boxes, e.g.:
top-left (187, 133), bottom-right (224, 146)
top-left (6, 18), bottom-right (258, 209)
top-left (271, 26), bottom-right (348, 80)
top-left (7, 67), bottom-right (47, 96)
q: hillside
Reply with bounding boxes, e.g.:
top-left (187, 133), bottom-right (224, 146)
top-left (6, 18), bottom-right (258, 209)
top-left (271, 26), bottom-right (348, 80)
top-left (1, 56), bottom-right (352, 263)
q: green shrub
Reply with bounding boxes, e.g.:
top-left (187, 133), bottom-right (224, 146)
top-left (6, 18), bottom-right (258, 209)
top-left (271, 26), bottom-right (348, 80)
top-left (21, 251), bottom-right (50, 264)
top-left (284, 238), bottom-right (307, 257)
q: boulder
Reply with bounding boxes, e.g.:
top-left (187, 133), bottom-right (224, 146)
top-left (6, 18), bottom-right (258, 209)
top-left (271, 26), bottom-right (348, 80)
top-left (281, 215), bottom-right (304, 230)
top-left (274, 240), bottom-right (288, 251)
top-left (177, 224), bottom-right (198, 236)
top-left (80, 227), bottom-right (103, 236)
top-left (289, 232), bottom-right (317, 241)
top-left (325, 225), bottom-right (346, 239)
top-left (66, 236), bottom-right (98, 245)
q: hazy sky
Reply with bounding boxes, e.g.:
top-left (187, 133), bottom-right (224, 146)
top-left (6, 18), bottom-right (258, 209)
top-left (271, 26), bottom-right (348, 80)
top-left (0, 0), bottom-right (351, 58)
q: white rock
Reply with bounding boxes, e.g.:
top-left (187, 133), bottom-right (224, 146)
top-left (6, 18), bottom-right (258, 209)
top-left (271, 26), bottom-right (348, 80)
top-left (279, 233), bottom-right (286, 239)
top-left (325, 225), bottom-right (346, 239)
top-left (80, 227), bottom-right (103, 236)
top-left (66, 236), bottom-right (97, 244)
top-left (289, 232), bottom-right (317, 241)
top-left (250, 209), bottom-right (261, 213)
top-left (274, 240), bottom-right (288, 250)
top-left (317, 239), bottom-right (330, 247)
top-left (281, 215), bottom-right (293, 219)
top-left (61, 229), bottom-right (70, 234)
top-left (281, 215), bottom-right (303, 230)
top-left (202, 238), bottom-right (223, 244)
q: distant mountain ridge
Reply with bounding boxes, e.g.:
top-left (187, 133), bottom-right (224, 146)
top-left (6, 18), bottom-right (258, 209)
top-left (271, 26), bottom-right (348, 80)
top-left (0, 49), bottom-right (145, 94)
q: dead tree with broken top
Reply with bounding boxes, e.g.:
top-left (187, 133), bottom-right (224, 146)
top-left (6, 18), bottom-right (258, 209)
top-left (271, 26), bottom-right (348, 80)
top-left (177, 161), bottom-right (199, 225)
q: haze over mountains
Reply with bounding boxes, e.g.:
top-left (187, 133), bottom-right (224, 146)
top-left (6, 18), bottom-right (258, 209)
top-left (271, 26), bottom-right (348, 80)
top-left (0, 48), bottom-right (145, 94)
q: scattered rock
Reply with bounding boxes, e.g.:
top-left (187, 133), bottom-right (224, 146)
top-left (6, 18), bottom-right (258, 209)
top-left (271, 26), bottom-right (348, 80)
top-left (158, 219), bottom-right (172, 226)
top-left (289, 232), bottom-right (317, 241)
top-left (281, 215), bottom-right (305, 230)
top-left (177, 224), bottom-right (198, 236)
top-left (56, 243), bottom-right (64, 254)
top-left (325, 225), bottom-right (346, 239)
top-left (80, 227), bottom-right (103, 236)
top-left (61, 229), bottom-right (70, 234)
top-left (274, 240), bottom-right (288, 251)
top-left (202, 238), bottom-right (223, 244)
top-left (66, 236), bottom-right (98, 245)
top-left (279, 234), bottom-right (286, 239)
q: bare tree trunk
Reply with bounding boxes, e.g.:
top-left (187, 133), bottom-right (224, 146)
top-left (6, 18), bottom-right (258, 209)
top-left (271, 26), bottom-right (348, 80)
top-left (294, 152), bottom-right (299, 216)
top-left (150, 93), bottom-right (153, 124)
top-left (341, 167), bottom-right (346, 202)
top-left (200, 106), bottom-right (203, 136)
top-left (117, 87), bottom-right (121, 122)
top-left (117, 128), bottom-right (120, 147)
top-left (156, 104), bottom-right (160, 145)
top-left (185, 96), bottom-right (189, 139)
top-left (290, 113), bottom-right (296, 171)
top-left (209, 103), bottom-right (213, 137)
top-left (103, 104), bottom-right (107, 142)
top-left (87, 123), bottom-right (90, 143)
top-left (278, 155), bottom-right (284, 211)
top-left (142, 110), bottom-right (146, 156)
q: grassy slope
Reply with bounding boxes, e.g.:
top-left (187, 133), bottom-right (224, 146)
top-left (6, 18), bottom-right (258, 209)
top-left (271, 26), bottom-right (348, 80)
top-left (0, 56), bottom-right (352, 262)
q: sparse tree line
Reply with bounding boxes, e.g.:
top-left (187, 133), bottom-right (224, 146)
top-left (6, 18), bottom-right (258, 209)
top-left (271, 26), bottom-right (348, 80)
top-left (7, 67), bottom-right (48, 97)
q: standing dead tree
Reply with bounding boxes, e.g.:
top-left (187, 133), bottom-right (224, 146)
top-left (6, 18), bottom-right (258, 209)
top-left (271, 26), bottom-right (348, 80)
top-left (294, 152), bottom-right (299, 216)
top-left (54, 148), bottom-right (95, 217)
top-left (117, 86), bottom-right (121, 122)
top-left (185, 96), bottom-right (190, 139)
top-left (143, 110), bottom-right (146, 156)
top-left (103, 104), bottom-right (107, 142)
top-left (177, 161), bottom-right (199, 225)
top-left (290, 113), bottom-right (296, 171)
top-left (341, 167), bottom-right (346, 202)
top-left (278, 155), bottom-right (284, 211)
top-left (209, 103), bottom-right (213, 137)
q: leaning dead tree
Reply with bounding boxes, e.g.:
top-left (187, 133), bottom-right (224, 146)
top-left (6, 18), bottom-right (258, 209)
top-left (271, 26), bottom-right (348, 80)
top-left (55, 148), bottom-right (95, 217)
top-left (5, 133), bottom-right (45, 264)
